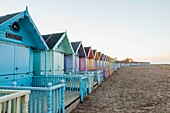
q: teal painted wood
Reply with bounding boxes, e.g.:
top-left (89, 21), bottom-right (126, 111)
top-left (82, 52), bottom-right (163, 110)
top-left (32, 74), bottom-right (87, 102)
top-left (0, 8), bottom-right (48, 50)
top-left (60, 80), bottom-right (65, 113)
top-left (0, 8), bottom-right (48, 87)
top-left (0, 81), bottom-right (65, 113)
top-left (89, 70), bottom-right (103, 85)
top-left (33, 50), bottom-right (41, 76)
top-left (0, 74), bottom-right (33, 86)
top-left (47, 83), bottom-right (52, 113)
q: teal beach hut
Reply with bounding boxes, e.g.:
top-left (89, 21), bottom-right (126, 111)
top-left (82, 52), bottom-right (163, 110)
top-left (0, 7), bottom-right (48, 86)
top-left (33, 32), bottom-right (74, 76)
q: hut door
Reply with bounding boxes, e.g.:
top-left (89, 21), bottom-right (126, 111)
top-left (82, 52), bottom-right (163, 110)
top-left (0, 43), bottom-right (15, 75)
top-left (15, 45), bottom-right (29, 75)
top-left (54, 52), bottom-right (64, 74)
top-left (0, 43), bottom-right (30, 75)
top-left (75, 55), bottom-right (79, 72)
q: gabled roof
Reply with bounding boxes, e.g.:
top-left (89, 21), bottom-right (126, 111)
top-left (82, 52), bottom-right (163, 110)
top-left (42, 32), bottom-right (74, 54)
top-left (98, 52), bottom-right (102, 60)
top-left (71, 41), bottom-right (86, 57)
top-left (71, 41), bottom-right (81, 53)
top-left (84, 47), bottom-right (94, 59)
top-left (0, 7), bottom-right (48, 50)
top-left (42, 33), bottom-right (64, 49)
top-left (92, 50), bottom-right (96, 55)
top-left (84, 47), bottom-right (91, 56)
top-left (0, 12), bottom-right (21, 24)
top-left (93, 49), bottom-right (99, 60)
top-left (100, 53), bottom-right (104, 60)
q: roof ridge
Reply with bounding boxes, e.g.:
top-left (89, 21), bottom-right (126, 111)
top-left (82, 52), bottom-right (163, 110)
top-left (45, 34), bottom-right (53, 42)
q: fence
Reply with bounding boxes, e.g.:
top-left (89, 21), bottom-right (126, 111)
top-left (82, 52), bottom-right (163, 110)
top-left (0, 81), bottom-right (65, 113)
top-left (32, 75), bottom-right (87, 102)
top-left (0, 90), bottom-right (30, 113)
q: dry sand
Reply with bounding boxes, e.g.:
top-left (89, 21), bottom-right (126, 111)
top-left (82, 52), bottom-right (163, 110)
top-left (71, 64), bottom-right (170, 113)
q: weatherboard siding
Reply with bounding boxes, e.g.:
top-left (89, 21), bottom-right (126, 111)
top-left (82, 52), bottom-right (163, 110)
top-left (79, 58), bottom-right (86, 71)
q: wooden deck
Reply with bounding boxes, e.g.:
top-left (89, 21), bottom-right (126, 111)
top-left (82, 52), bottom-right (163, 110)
top-left (65, 91), bottom-right (80, 113)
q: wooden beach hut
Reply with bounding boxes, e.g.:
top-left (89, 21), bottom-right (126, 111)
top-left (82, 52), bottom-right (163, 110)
top-left (71, 41), bottom-right (86, 71)
top-left (100, 53), bottom-right (104, 70)
top-left (0, 8), bottom-right (88, 113)
top-left (33, 32), bottom-right (74, 75)
top-left (64, 41), bottom-right (86, 73)
top-left (98, 52), bottom-right (101, 70)
top-left (0, 8), bottom-right (48, 86)
top-left (84, 47), bottom-right (94, 71)
top-left (93, 50), bottom-right (99, 70)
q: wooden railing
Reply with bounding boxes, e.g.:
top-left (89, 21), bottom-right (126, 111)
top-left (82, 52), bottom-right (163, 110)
top-left (32, 75), bottom-right (87, 102)
top-left (67, 72), bottom-right (94, 94)
top-left (0, 90), bottom-right (30, 113)
top-left (88, 70), bottom-right (103, 85)
top-left (0, 81), bottom-right (65, 113)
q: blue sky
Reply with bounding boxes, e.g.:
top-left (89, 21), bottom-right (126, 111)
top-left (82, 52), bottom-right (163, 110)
top-left (1, 0), bottom-right (170, 64)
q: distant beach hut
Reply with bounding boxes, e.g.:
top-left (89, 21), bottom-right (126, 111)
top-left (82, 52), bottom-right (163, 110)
top-left (98, 52), bottom-right (102, 69)
top-left (0, 8), bottom-right (48, 86)
top-left (68, 41), bottom-right (86, 72)
top-left (84, 47), bottom-right (94, 71)
top-left (33, 32), bottom-right (74, 75)
top-left (93, 50), bottom-right (99, 70)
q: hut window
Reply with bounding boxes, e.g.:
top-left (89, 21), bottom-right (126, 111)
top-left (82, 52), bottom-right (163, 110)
top-left (11, 22), bottom-right (20, 32)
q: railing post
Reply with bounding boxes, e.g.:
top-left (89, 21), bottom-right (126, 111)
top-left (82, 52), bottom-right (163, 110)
top-left (85, 74), bottom-right (90, 94)
top-left (79, 75), bottom-right (83, 102)
top-left (12, 81), bottom-right (17, 86)
top-left (84, 77), bottom-right (87, 96)
top-left (60, 80), bottom-right (65, 113)
top-left (47, 82), bottom-right (52, 113)
top-left (22, 94), bottom-right (29, 113)
top-left (97, 71), bottom-right (101, 85)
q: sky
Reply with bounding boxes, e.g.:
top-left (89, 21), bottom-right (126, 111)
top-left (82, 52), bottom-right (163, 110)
top-left (0, 0), bottom-right (170, 64)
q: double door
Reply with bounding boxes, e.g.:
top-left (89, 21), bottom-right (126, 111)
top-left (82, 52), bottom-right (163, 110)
top-left (0, 42), bottom-right (30, 76)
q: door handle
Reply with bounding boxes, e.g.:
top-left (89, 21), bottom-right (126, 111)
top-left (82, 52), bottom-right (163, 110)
top-left (15, 67), bottom-right (19, 70)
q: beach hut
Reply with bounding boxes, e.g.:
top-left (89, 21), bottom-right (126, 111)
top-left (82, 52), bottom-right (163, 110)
top-left (98, 52), bottom-right (101, 69)
top-left (93, 50), bottom-right (99, 70)
top-left (84, 47), bottom-right (94, 71)
top-left (0, 8), bottom-right (48, 86)
top-left (71, 41), bottom-right (86, 71)
top-left (33, 32), bottom-right (74, 76)
top-left (64, 41), bottom-right (86, 73)
top-left (100, 53), bottom-right (104, 70)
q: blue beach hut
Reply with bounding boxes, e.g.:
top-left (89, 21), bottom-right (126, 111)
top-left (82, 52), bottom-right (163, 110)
top-left (64, 41), bottom-right (86, 73)
top-left (0, 8), bottom-right (48, 86)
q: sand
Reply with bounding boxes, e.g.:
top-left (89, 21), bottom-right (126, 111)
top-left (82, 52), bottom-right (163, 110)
top-left (71, 64), bottom-right (170, 113)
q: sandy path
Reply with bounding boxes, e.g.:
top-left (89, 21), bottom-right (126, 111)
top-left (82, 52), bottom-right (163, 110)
top-left (71, 65), bottom-right (170, 113)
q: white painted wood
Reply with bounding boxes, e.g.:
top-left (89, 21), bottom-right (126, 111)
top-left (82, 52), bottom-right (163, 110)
top-left (7, 100), bottom-right (11, 113)
top-left (54, 52), bottom-right (64, 74)
top-left (3, 101), bottom-right (6, 113)
top-left (13, 98), bottom-right (16, 113)
top-left (16, 97), bottom-right (20, 113)
top-left (22, 94), bottom-right (29, 113)
top-left (0, 103), bottom-right (2, 112)
top-left (0, 90), bottom-right (30, 113)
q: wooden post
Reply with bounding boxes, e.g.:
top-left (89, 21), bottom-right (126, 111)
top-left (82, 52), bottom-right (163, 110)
top-left (60, 80), bottom-right (65, 113)
top-left (47, 82), bottom-right (52, 113)
top-left (13, 98), bottom-right (16, 113)
top-left (3, 102), bottom-right (6, 113)
top-left (7, 100), bottom-right (11, 113)
top-left (0, 103), bottom-right (2, 113)
top-left (45, 50), bottom-right (47, 76)
top-left (16, 97), bottom-right (20, 113)
top-left (79, 75), bottom-right (83, 102)
top-left (22, 94), bottom-right (29, 113)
